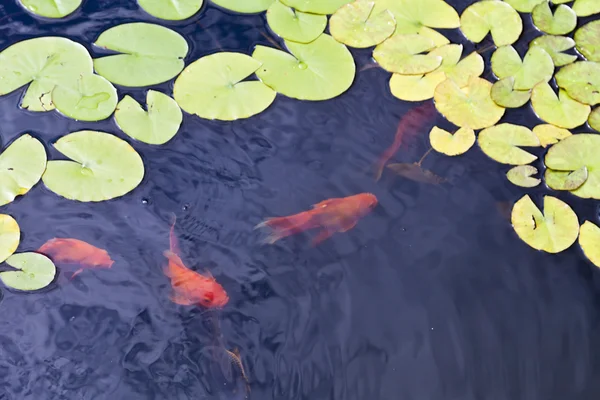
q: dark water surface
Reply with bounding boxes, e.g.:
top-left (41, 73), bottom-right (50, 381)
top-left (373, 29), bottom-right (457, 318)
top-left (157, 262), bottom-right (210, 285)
top-left (1, 1), bottom-right (600, 399)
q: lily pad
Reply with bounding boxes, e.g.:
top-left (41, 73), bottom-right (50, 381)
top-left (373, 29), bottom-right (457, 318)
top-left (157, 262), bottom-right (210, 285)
top-left (329, 0), bottom-right (396, 48)
top-left (253, 34), bottom-right (355, 101)
top-left (532, 2), bottom-right (576, 35)
top-left (373, 34), bottom-right (441, 75)
top-left (511, 195), bottom-right (579, 253)
top-left (387, 163), bottom-right (445, 184)
top-left (280, 0), bottom-right (352, 14)
top-left (0, 253), bottom-right (55, 291)
top-left (115, 90), bottom-right (183, 144)
top-left (0, 134), bottom-right (46, 206)
top-left (575, 21), bottom-right (600, 62)
top-left (491, 46), bottom-right (554, 91)
top-left (19, 0), bottom-right (81, 18)
top-left (502, 0), bottom-right (544, 13)
top-left (491, 77), bottom-right (531, 108)
top-left (555, 62), bottom-right (600, 106)
top-left (93, 23), bottom-right (189, 87)
top-left (589, 107), bottom-right (600, 131)
top-left (210, 0), bottom-right (273, 13)
top-left (478, 123), bottom-right (540, 165)
top-left (507, 165), bottom-right (541, 188)
top-left (531, 82), bottom-right (591, 129)
top-left (138, 0), bottom-right (203, 20)
top-left (529, 35), bottom-right (577, 67)
top-left (429, 126), bottom-right (475, 156)
top-left (175, 52), bottom-right (275, 120)
top-left (0, 37), bottom-right (93, 112)
top-left (579, 221), bottom-right (600, 267)
top-left (0, 215), bottom-right (19, 264)
top-left (370, 0), bottom-right (460, 34)
top-left (572, 0), bottom-right (600, 17)
top-left (545, 166), bottom-right (588, 191)
top-left (532, 124), bottom-right (571, 147)
top-left (434, 77), bottom-right (505, 130)
top-left (42, 131), bottom-right (144, 202)
top-left (267, 0), bottom-right (327, 43)
top-left (52, 74), bottom-right (117, 121)
top-left (460, 1), bottom-right (522, 47)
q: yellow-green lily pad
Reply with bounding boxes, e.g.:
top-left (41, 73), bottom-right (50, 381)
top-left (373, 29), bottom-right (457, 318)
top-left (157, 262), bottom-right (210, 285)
top-left (532, 2), bottom-right (576, 35)
top-left (491, 77), bottom-right (531, 108)
top-left (52, 74), bottom-right (117, 121)
top-left (211, 0), bottom-right (273, 12)
top-left (138, 0), bottom-right (203, 20)
top-left (371, 0), bottom-right (460, 34)
top-left (506, 165), bottom-right (541, 188)
top-left (266, 0), bottom-right (327, 43)
top-left (502, 0), bottom-right (544, 13)
top-left (0, 215), bottom-right (19, 264)
top-left (429, 126), bottom-right (475, 156)
top-left (329, 0), bottom-right (396, 48)
top-left (280, 0), bottom-right (351, 14)
top-left (115, 90), bottom-right (183, 145)
top-left (478, 123), bottom-right (540, 165)
top-left (460, 0), bottom-right (522, 47)
top-left (0, 134), bottom-right (46, 206)
top-left (373, 34), bottom-right (441, 74)
top-left (491, 46), bottom-right (554, 90)
top-left (572, 0), bottom-right (600, 17)
top-left (545, 166), bottom-right (588, 191)
top-left (555, 61), bottom-right (600, 106)
top-left (532, 124), bottom-right (571, 147)
top-left (575, 21), bottom-right (600, 62)
top-left (0, 253), bottom-right (55, 291)
top-left (531, 82), bottom-right (591, 129)
top-left (589, 107), bottom-right (600, 131)
top-left (19, 0), bottom-right (81, 18)
top-left (42, 131), bottom-right (145, 202)
top-left (511, 194), bottom-right (579, 253)
top-left (579, 221), bottom-right (600, 267)
top-left (529, 35), bottom-right (577, 67)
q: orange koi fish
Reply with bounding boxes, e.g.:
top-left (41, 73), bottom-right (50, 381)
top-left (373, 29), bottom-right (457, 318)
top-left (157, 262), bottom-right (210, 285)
top-left (37, 238), bottom-right (114, 278)
top-left (256, 193), bottom-right (378, 245)
top-left (374, 102), bottom-right (437, 180)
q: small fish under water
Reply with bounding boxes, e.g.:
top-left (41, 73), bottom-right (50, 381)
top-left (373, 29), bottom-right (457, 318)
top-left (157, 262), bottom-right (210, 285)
top-left (37, 238), bottom-right (113, 278)
top-left (387, 163), bottom-right (446, 185)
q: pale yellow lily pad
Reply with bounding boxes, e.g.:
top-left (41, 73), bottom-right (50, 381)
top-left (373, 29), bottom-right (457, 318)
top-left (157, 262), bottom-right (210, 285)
top-left (373, 34), bottom-right (441, 74)
top-left (0, 214), bottom-right (19, 264)
top-left (371, 0), bottom-right (460, 34)
top-left (502, 0), bottom-right (544, 13)
top-left (589, 107), bottom-right (600, 131)
top-left (532, 124), bottom-right (571, 147)
top-left (545, 166), bottom-right (588, 191)
top-left (491, 77), bottom-right (531, 108)
top-left (429, 126), bottom-right (475, 156)
top-left (531, 82), bottom-right (591, 129)
top-left (506, 165), bottom-right (541, 188)
top-left (572, 0), bottom-right (600, 17)
top-left (491, 46), bottom-right (554, 90)
top-left (532, 2), bottom-right (577, 35)
top-left (575, 21), bottom-right (600, 62)
top-left (579, 221), bottom-right (600, 267)
top-left (478, 123), bottom-right (540, 165)
top-left (555, 61), bottom-right (600, 106)
top-left (460, 0), bottom-right (522, 47)
top-left (329, 0), bottom-right (396, 48)
top-left (529, 35), bottom-right (577, 67)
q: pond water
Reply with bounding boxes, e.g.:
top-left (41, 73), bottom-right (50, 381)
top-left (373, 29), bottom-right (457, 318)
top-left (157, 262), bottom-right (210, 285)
top-left (1, 0), bottom-right (600, 399)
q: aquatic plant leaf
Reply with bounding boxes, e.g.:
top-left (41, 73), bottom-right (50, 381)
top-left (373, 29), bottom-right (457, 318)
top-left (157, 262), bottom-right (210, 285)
top-left (511, 195), bottom-right (579, 253)
top-left (373, 34), bottom-right (441, 75)
top-left (532, 124), bottom-right (571, 147)
top-left (529, 35), bottom-right (577, 67)
top-left (253, 34), bottom-right (355, 101)
top-left (0, 37), bottom-right (92, 111)
top-left (0, 135), bottom-right (46, 207)
top-left (579, 221), bottom-right (600, 267)
top-left (42, 131), bottom-right (144, 202)
top-left (329, 0), bottom-right (396, 48)
top-left (572, 0), bottom-right (600, 17)
top-left (138, 0), bottom-right (203, 20)
top-left (52, 74), bottom-right (117, 121)
top-left (502, 0), bottom-right (545, 13)
top-left (266, 0), bottom-right (327, 43)
top-left (532, 2), bottom-right (576, 35)
top-left (387, 163), bottom-right (445, 184)
top-left (545, 166), bottom-right (588, 191)
top-left (211, 0), bottom-right (272, 12)
top-left (371, 0), bottom-right (460, 33)
top-left (491, 77), bottom-right (531, 108)
top-left (575, 21), bottom-right (600, 62)
top-left (115, 90), bottom-right (182, 144)
top-left (429, 126), bottom-right (475, 156)
top-left (175, 52), bottom-right (275, 120)
top-left (478, 123), bottom-right (540, 165)
top-left (0, 253), bottom-right (55, 291)
top-left (589, 107), bottom-right (600, 131)
top-left (531, 82), bottom-right (590, 129)
top-left (38, 238), bottom-right (114, 270)
top-left (434, 77), bottom-right (505, 130)
top-left (507, 165), bottom-right (541, 188)
top-left (491, 46), bottom-right (553, 91)
top-left (555, 62), bottom-right (600, 106)
top-left (93, 23), bottom-right (188, 87)
top-left (0, 215), bottom-right (19, 264)
top-left (460, 1), bottom-right (522, 47)
top-left (544, 134), bottom-right (600, 199)
top-left (19, 0), bottom-right (81, 18)
top-left (280, 0), bottom-right (352, 14)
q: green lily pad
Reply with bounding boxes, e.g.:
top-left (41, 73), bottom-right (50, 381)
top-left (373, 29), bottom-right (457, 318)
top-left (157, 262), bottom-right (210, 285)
top-left (0, 253), bottom-right (55, 291)
top-left (115, 90), bottom-right (183, 144)
top-left (511, 194), bottom-right (579, 253)
top-left (52, 74), bottom-right (117, 121)
top-left (532, 2), bottom-right (576, 35)
top-left (532, 124), bottom-right (571, 147)
top-left (555, 62), bottom-right (600, 106)
top-left (531, 82), bottom-right (591, 129)
top-left (529, 35), bottom-right (577, 67)
top-left (589, 107), bottom-right (600, 131)
top-left (253, 34), bottom-right (355, 101)
top-left (266, 0), bottom-right (327, 44)
top-left (460, 0), bottom-right (522, 47)
top-left (373, 34), bottom-right (442, 74)
top-left (0, 37), bottom-right (93, 112)
top-left (545, 166), bottom-right (588, 191)
top-left (138, 0), bottom-right (202, 20)
top-left (434, 77), bottom-right (505, 130)
top-left (491, 77), bottom-right (531, 108)
top-left (545, 134), bottom-right (600, 199)
top-left (175, 52), bottom-right (275, 120)
top-left (93, 23), bottom-right (188, 87)
top-left (579, 221), bottom-right (600, 267)
top-left (280, 0), bottom-right (352, 14)
top-left (0, 134), bottom-right (46, 206)
top-left (429, 126), bottom-right (475, 156)
top-left (572, 0), bottom-right (600, 17)
top-left (502, 0), bottom-right (546, 13)
top-left (42, 131), bottom-right (145, 202)
top-left (478, 123), bottom-right (540, 165)
top-left (211, 0), bottom-right (273, 13)
top-left (491, 46), bottom-right (554, 91)
top-left (329, 0), bottom-right (396, 48)
top-left (507, 165), bottom-right (541, 188)
top-left (19, 0), bottom-right (81, 18)
top-left (387, 163), bottom-right (446, 184)
top-left (0, 215), bottom-right (19, 264)
top-left (371, 0), bottom-right (460, 34)
top-left (575, 21), bottom-right (600, 62)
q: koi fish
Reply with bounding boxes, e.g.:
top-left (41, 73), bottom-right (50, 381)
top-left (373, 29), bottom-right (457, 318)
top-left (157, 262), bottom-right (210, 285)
top-left (256, 193), bottom-right (378, 245)
top-left (374, 102), bottom-right (437, 180)
top-left (37, 238), bottom-right (113, 278)
top-left (387, 163), bottom-right (446, 184)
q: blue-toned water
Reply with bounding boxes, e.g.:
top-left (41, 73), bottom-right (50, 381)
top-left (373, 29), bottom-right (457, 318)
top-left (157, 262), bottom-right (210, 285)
top-left (1, 1), bottom-right (600, 399)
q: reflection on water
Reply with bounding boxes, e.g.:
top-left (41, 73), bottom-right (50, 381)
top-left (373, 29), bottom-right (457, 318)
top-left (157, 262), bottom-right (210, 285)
top-left (0, 1), bottom-right (600, 399)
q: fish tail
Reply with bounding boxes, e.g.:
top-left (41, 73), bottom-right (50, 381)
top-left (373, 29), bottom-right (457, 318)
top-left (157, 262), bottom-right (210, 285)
top-left (255, 212), bottom-right (313, 244)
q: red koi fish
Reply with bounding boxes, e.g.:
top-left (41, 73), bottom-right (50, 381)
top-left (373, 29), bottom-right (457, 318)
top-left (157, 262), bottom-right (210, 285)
top-left (37, 238), bottom-right (114, 278)
top-left (374, 102), bottom-right (437, 180)
top-left (256, 193), bottom-right (378, 245)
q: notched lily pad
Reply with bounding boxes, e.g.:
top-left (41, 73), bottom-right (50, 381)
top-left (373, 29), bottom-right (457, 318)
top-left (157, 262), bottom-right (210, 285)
top-left (387, 163), bottom-right (445, 184)
top-left (532, 124), bottom-right (571, 147)
top-left (138, 0), bottom-right (203, 20)
top-left (507, 165), bottom-right (541, 188)
top-left (280, 0), bottom-right (352, 14)
top-left (502, 0), bottom-right (545, 13)
top-left (491, 46), bottom-right (554, 91)
top-left (0, 253), bottom-right (55, 291)
top-left (545, 166), bottom-right (588, 191)
top-left (429, 126), bottom-right (475, 156)
top-left (19, 0), bottom-right (81, 18)
top-left (579, 221), bottom-right (600, 268)
top-left (0, 215), bottom-right (20, 264)
top-left (52, 74), bottom-right (117, 121)
top-left (210, 0), bottom-right (273, 13)
top-left (267, 0), bottom-right (327, 44)
top-left (329, 0), bottom-right (396, 48)
top-left (371, 0), bottom-right (460, 34)
top-left (529, 35), bottom-right (577, 67)
top-left (531, 82), bottom-right (591, 129)
top-left (460, 0), bottom-right (522, 47)
top-left (555, 61), bottom-right (600, 106)
top-left (491, 77), bottom-right (531, 108)
top-left (532, 2), bottom-right (576, 35)
top-left (572, 0), bottom-right (600, 17)
top-left (575, 21), bottom-right (600, 62)
top-left (373, 34), bottom-right (441, 75)
top-left (478, 123), bottom-right (540, 165)
top-left (589, 107), bottom-right (600, 131)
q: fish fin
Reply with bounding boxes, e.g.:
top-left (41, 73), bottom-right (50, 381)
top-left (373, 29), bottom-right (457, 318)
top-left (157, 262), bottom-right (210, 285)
top-left (373, 158), bottom-right (387, 181)
top-left (169, 214), bottom-right (182, 256)
top-left (311, 229), bottom-right (336, 246)
top-left (163, 250), bottom-right (187, 269)
top-left (255, 213), bottom-right (313, 244)
top-left (339, 221), bottom-right (358, 233)
top-left (70, 268), bottom-right (84, 280)
top-left (170, 292), bottom-right (194, 305)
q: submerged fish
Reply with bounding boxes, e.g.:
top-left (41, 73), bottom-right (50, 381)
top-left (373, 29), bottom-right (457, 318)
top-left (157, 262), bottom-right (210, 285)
top-left (387, 163), bottom-right (446, 185)
top-left (37, 238), bottom-right (114, 278)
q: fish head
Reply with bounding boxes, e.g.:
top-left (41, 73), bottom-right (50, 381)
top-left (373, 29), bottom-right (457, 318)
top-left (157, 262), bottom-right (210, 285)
top-left (198, 279), bottom-right (230, 308)
top-left (357, 193), bottom-right (378, 212)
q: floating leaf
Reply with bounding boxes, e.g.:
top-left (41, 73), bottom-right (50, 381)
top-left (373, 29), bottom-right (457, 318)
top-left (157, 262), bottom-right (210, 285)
top-left (575, 21), bottom-right (600, 62)
top-left (253, 34), bottom-right (355, 101)
top-left (175, 52), bottom-right (275, 120)
top-left (0, 253), bottom-right (55, 291)
top-left (373, 34), bottom-right (441, 75)
top-left (478, 123), bottom-right (540, 165)
top-left (502, 0), bottom-right (544, 13)
top-left (507, 165), bottom-right (541, 188)
top-left (93, 23), bottom-right (189, 87)
top-left (138, 0), bottom-right (203, 20)
top-left (371, 0), bottom-right (460, 34)
top-left (329, 0), bottom-right (396, 48)
top-left (0, 134), bottom-right (46, 206)
top-left (387, 163), bottom-right (445, 184)
top-left (434, 77), bottom-right (505, 130)
top-left (491, 77), bottom-right (531, 108)
top-left (42, 131), bottom-right (145, 202)
top-left (589, 107), bottom-right (600, 131)
top-left (529, 35), bottom-right (577, 67)
top-left (532, 2), bottom-right (576, 35)
top-left (532, 124), bottom-right (571, 147)
top-left (555, 61), bottom-right (600, 106)
top-left (429, 126), bottom-right (475, 156)
top-left (115, 90), bottom-right (182, 144)
top-left (0, 215), bottom-right (19, 264)
top-left (545, 166), bottom-right (588, 191)
top-left (0, 37), bottom-right (92, 111)
top-left (572, 0), bottom-right (600, 17)
top-left (279, 0), bottom-right (353, 14)
top-left (266, 0), bottom-right (327, 43)
top-left (579, 221), bottom-right (600, 267)
top-left (19, 0), bottom-right (81, 18)
top-left (491, 46), bottom-right (553, 90)
top-left (460, 1), bottom-right (522, 47)
top-left (531, 82), bottom-right (591, 129)
top-left (511, 195), bottom-right (579, 253)
top-left (52, 74), bottom-right (117, 121)
top-left (211, 0), bottom-right (273, 13)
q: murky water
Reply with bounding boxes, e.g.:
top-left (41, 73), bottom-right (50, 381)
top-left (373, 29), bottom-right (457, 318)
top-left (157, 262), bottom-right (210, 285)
top-left (1, 1), bottom-right (600, 399)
